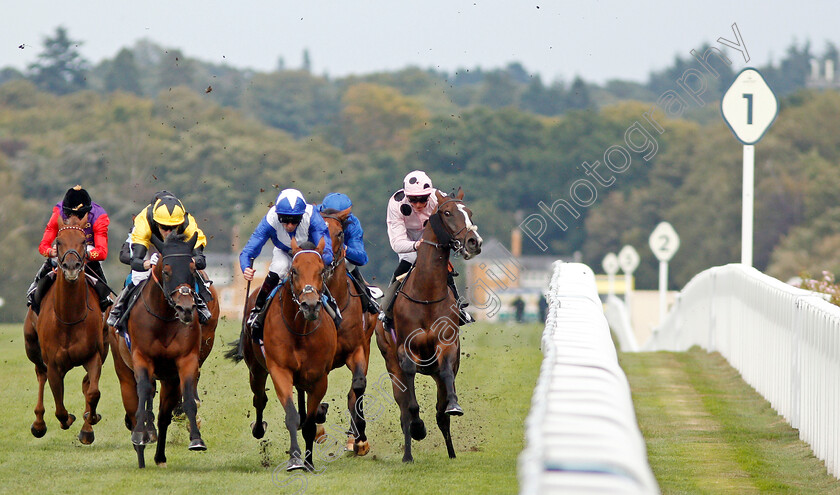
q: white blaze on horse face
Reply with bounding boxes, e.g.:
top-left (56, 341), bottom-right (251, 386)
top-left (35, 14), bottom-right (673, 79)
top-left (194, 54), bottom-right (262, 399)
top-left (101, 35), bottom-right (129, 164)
top-left (456, 204), bottom-right (482, 242)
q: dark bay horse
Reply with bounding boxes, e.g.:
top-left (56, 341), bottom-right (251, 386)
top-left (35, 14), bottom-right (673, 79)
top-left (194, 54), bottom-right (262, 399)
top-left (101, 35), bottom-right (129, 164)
top-left (321, 210), bottom-right (378, 455)
top-left (23, 214), bottom-right (109, 444)
top-left (109, 233), bottom-right (220, 468)
top-left (226, 238), bottom-right (337, 471)
top-left (375, 188), bottom-right (482, 462)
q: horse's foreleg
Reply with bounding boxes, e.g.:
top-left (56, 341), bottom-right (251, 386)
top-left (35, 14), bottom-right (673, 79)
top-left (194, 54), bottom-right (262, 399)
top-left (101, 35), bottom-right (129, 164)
top-left (397, 348), bottom-right (426, 442)
top-left (46, 363), bottom-right (75, 430)
top-left (433, 374), bottom-right (457, 459)
top-left (390, 349), bottom-right (420, 463)
top-left (155, 379), bottom-right (179, 466)
top-left (78, 353), bottom-right (103, 445)
top-left (248, 364), bottom-right (269, 439)
top-left (132, 365), bottom-right (156, 452)
top-left (24, 318), bottom-right (48, 438)
top-left (304, 376), bottom-right (329, 471)
top-left (439, 351), bottom-right (462, 416)
top-left (267, 366), bottom-right (303, 471)
top-left (111, 332), bottom-right (138, 432)
top-left (346, 349), bottom-right (370, 455)
top-left (176, 354), bottom-right (205, 451)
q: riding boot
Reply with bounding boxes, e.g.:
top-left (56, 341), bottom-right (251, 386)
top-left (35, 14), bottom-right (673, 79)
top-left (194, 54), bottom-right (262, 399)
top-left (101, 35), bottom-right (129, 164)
top-left (93, 280), bottom-right (113, 312)
top-left (447, 273), bottom-right (474, 326)
top-left (350, 266), bottom-right (381, 314)
top-left (248, 272), bottom-right (280, 342)
top-left (194, 294), bottom-right (211, 324)
top-left (27, 259), bottom-right (55, 310)
top-left (107, 282), bottom-right (134, 328)
top-left (322, 288), bottom-right (343, 328)
top-left (30, 271), bottom-right (57, 316)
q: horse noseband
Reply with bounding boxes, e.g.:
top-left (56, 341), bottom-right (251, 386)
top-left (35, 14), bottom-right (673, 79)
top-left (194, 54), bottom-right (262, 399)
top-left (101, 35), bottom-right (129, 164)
top-left (176, 286), bottom-right (192, 296)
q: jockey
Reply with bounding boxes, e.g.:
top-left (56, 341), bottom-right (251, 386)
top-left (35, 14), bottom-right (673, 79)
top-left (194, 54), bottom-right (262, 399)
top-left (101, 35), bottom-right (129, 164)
top-left (106, 191), bottom-right (211, 329)
top-left (317, 192), bottom-right (383, 314)
top-left (380, 170), bottom-right (473, 328)
top-left (240, 188), bottom-right (337, 341)
top-left (27, 185), bottom-right (112, 314)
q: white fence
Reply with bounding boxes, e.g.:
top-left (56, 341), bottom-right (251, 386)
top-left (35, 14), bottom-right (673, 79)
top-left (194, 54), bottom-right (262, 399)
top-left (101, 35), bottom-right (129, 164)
top-left (646, 263), bottom-right (840, 477)
top-left (519, 262), bottom-right (659, 494)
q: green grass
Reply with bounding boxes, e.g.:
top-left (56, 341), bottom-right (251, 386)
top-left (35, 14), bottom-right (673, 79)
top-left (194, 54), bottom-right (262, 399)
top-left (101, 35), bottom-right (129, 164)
top-left (0, 320), bottom-right (542, 494)
top-left (621, 348), bottom-right (840, 494)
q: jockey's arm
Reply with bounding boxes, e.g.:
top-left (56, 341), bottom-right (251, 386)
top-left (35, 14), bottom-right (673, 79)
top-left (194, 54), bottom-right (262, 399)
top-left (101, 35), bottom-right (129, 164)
top-left (183, 213), bottom-right (207, 250)
top-left (308, 210), bottom-right (333, 265)
top-left (38, 207), bottom-right (61, 257)
top-left (129, 207), bottom-right (154, 271)
top-left (386, 199), bottom-right (418, 254)
top-left (239, 216), bottom-right (275, 275)
top-left (343, 215), bottom-right (368, 266)
top-left (88, 210), bottom-right (109, 261)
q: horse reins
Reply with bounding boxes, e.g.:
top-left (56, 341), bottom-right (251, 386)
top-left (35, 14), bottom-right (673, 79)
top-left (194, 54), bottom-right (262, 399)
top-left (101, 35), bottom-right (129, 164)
top-left (144, 252), bottom-right (194, 322)
top-left (52, 225), bottom-right (94, 325)
top-left (282, 249), bottom-right (325, 336)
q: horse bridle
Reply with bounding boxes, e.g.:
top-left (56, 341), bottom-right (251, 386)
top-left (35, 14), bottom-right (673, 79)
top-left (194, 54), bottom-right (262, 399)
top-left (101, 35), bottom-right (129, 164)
top-left (150, 252), bottom-right (195, 309)
top-left (283, 249), bottom-right (326, 336)
top-left (422, 198), bottom-right (477, 257)
top-left (56, 226), bottom-right (88, 267)
top-left (320, 214), bottom-right (346, 277)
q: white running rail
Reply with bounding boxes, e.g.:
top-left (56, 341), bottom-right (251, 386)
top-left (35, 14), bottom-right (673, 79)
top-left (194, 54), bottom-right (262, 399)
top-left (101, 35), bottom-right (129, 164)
top-left (646, 263), bottom-right (840, 477)
top-left (519, 262), bottom-right (659, 494)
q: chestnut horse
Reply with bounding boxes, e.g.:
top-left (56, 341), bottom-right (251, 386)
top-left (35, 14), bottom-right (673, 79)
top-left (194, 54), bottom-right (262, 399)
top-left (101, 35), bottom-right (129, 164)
top-left (226, 238), bottom-right (337, 471)
top-left (23, 214), bottom-right (109, 444)
top-left (109, 233), bottom-right (220, 468)
top-left (320, 210), bottom-right (378, 455)
top-left (375, 188), bottom-right (482, 462)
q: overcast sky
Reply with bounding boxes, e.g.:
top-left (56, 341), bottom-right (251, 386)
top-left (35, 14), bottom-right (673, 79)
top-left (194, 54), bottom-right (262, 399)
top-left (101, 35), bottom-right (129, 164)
top-left (3, 1), bottom-right (838, 84)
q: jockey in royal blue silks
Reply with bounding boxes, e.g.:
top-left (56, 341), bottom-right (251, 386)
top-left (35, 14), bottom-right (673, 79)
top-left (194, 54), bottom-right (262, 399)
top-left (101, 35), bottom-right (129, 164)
top-left (317, 192), bottom-right (383, 314)
top-left (239, 188), bottom-right (336, 341)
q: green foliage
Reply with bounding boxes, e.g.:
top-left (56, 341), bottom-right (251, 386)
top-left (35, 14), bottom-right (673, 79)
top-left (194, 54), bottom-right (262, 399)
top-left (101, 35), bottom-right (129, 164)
top-left (103, 48), bottom-right (142, 95)
top-left (27, 26), bottom-right (89, 95)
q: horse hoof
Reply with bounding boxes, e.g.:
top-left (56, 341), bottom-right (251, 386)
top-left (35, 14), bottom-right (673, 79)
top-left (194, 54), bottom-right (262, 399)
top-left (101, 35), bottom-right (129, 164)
top-left (354, 440), bottom-right (370, 456)
top-left (314, 424), bottom-right (326, 444)
top-left (78, 429), bottom-right (95, 445)
top-left (188, 439), bottom-right (207, 451)
top-left (410, 420), bottom-right (426, 441)
top-left (445, 404), bottom-right (464, 416)
top-left (131, 431), bottom-right (147, 446)
top-left (156, 462), bottom-right (167, 468)
top-left (251, 420), bottom-right (268, 439)
top-left (402, 455), bottom-right (414, 463)
top-left (286, 457), bottom-right (306, 471)
top-left (30, 424), bottom-right (47, 438)
top-left (345, 435), bottom-right (355, 451)
top-left (146, 429), bottom-right (158, 444)
top-left (60, 414), bottom-right (76, 430)
top-left (124, 414), bottom-right (133, 431)
top-left (84, 412), bottom-right (102, 425)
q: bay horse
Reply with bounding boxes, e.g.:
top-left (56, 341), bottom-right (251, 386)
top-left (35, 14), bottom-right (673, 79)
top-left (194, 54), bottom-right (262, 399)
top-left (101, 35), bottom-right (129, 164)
top-left (320, 210), bottom-right (378, 455)
top-left (226, 237), bottom-right (337, 471)
top-left (23, 213), bottom-right (109, 444)
top-left (109, 232), bottom-right (220, 468)
top-left (374, 188), bottom-right (482, 462)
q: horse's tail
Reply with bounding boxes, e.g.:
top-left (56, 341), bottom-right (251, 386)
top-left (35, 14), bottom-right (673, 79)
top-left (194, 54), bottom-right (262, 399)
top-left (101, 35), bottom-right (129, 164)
top-left (224, 327), bottom-right (246, 363)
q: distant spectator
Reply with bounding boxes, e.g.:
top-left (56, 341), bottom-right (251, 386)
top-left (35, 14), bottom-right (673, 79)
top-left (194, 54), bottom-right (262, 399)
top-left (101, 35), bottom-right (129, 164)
top-left (539, 294), bottom-right (548, 323)
top-left (512, 296), bottom-right (525, 323)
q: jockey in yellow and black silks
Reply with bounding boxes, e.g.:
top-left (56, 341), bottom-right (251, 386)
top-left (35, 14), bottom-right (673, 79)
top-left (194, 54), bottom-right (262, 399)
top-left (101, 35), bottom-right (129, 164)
top-left (107, 191), bottom-right (211, 331)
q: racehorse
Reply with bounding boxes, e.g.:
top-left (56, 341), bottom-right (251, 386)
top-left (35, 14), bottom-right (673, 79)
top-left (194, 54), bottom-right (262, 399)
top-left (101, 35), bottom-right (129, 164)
top-left (226, 238), bottom-right (337, 471)
top-left (23, 214), bottom-right (109, 444)
top-left (374, 188), bottom-right (482, 462)
top-left (109, 232), bottom-right (220, 468)
top-left (320, 210), bottom-right (378, 455)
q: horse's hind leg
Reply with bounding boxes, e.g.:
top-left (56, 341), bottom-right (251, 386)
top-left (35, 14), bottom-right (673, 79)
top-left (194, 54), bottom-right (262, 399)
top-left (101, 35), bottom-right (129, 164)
top-left (24, 317), bottom-right (48, 437)
top-left (154, 379), bottom-right (179, 466)
top-left (46, 364), bottom-right (75, 430)
top-left (176, 354), bottom-right (205, 451)
top-left (78, 352), bottom-right (103, 444)
top-left (389, 349), bottom-right (422, 462)
top-left (433, 374), bottom-right (457, 459)
top-left (111, 336), bottom-right (139, 432)
top-left (249, 363), bottom-right (269, 439)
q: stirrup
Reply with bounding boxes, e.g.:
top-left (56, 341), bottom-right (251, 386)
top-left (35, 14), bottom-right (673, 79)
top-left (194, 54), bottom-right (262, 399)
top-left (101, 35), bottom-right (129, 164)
top-left (246, 308), bottom-right (259, 328)
top-left (106, 308), bottom-right (121, 327)
top-left (369, 286), bottom-right (384, 299)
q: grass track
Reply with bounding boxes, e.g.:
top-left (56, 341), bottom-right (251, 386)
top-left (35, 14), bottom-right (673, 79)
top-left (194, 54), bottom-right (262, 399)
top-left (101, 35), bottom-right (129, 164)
top-left (0, 320), bottom-right (541, 494)
top-left (621, 348), bottom-right (840, 494)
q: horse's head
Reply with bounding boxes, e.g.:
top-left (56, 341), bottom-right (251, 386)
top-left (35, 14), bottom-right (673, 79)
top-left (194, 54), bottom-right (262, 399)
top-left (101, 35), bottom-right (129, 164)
top-left (289, 237), bottom-right (327, 321)
top-left (433, 188), bottom-right (483, 260)
top-left (55, 214), bottom-right (89, 281)
top-left (150, 232), bottom-right (198, 324)
top-left (320, 207), bottom-right (349, 276)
